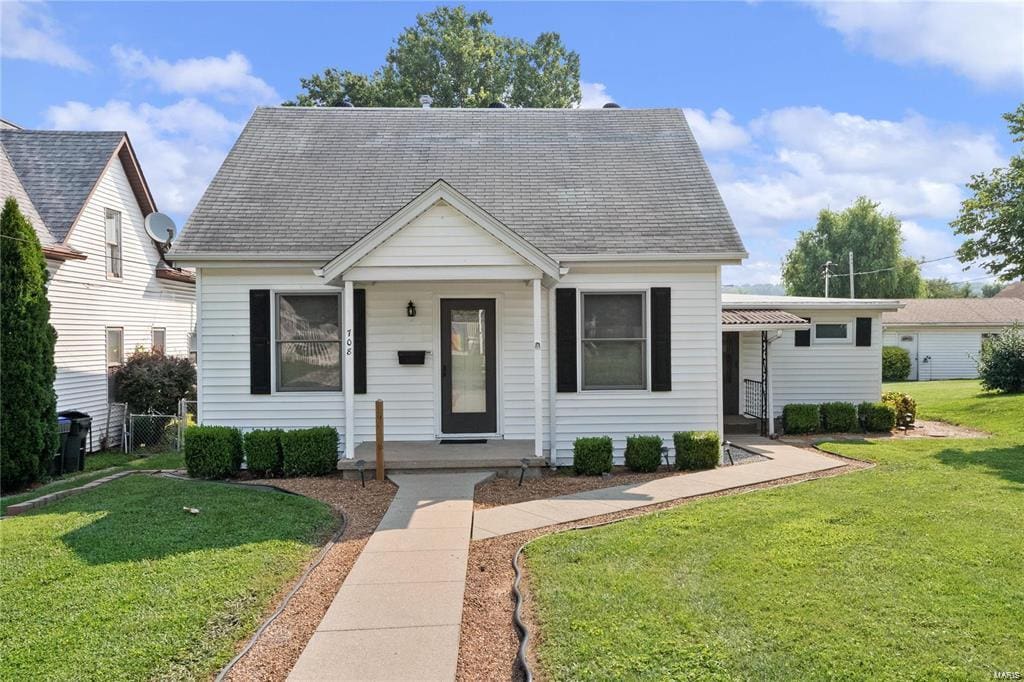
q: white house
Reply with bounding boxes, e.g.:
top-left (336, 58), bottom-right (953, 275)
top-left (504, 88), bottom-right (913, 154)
top-left (1, 124), bottom-right (196, 450)
top-left (882, 298), bottom-right (1024, 381)
top-left (168, 106), bottom-right (900, 466)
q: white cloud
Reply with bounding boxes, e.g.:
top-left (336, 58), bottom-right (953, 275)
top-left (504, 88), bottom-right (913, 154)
top-left (46, 99), bottom-right (242, 217)
top-left (812, 1), bottom-right (1024, 88)
top-left (111, 46), bottom-right (278, 103)
top-left (578, 81), bottom-right (614, 109)
top-left (683, 108), bottom-right (750, 151)
top-left (0, 1), bottom-right (90, 71)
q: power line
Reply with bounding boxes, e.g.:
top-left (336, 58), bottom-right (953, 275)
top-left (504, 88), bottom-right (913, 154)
top-left (833, 254), bottom-right (962, 278)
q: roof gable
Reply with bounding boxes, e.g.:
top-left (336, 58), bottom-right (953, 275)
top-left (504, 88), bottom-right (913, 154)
top-left (882, 298), bottom-right (1024, 326)
top-left (0, 130), bottom-right (156, 243)
top-left (172, 107), bottom-right (747, 260)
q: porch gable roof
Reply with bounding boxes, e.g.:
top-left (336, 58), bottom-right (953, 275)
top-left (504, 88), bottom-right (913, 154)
top-left (316, 179), bottom-right (561, 283)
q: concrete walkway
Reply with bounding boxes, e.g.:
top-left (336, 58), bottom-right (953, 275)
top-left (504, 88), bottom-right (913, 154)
top-left (288, 471), bottom-right (491, 682)
top-left (471, 437), bottom-right (843, 539)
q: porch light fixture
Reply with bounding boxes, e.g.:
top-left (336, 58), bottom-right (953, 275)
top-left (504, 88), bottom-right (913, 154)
top-left (406, 300), bottom-right (417, 317)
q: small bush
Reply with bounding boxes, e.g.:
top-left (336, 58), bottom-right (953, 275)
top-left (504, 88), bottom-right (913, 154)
top-left (573, 436), bottom-right (613, 475)
top-left (184, 426), bottom-right (243, 479)
top-left (976, 323), bottom-right (1024, 393)
top-left (783, 403), bottom-right (821, 434)
top-left (112, 350), bottom-right (196, 415)
top-left (858, 402), bottom-right (896, 432)
top-left (882, 391), bottom-right (917, 425)
top-left (281, 427), bottom-right (338, 476)
top-left (673, 431), bottom-right (719, 471)
top-left (820, 402), bottom-right (858, 432)
top-left (882, 346), bottom-right (911, 381)
top-left (624, 435), bottom-right (663, 472)
top-left (244, 429), bottom-right (283, 476)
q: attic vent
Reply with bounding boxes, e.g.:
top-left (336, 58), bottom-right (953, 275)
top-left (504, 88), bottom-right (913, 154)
top-left (488, 101), bottom-right (507, 109)
top-left (602, 102), bottom-right (621, 109)
top-left (419, 95), bottom-right (433, 109)
top-left (340, 95), bottom-right (354, 108)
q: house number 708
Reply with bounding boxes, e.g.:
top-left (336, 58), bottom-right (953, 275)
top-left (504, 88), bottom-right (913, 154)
top-left (345, 329), bottom-right (353, 355)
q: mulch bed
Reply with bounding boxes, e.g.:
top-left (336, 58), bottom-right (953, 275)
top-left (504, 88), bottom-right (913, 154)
top-left (780, 419), bottom-right (989, 446)
top-left (223, 475), bottom-right (396, 682)
top-left (474, 468), bottom-right (682, 509)
top-left (457, 450), bottom-right (870, 681)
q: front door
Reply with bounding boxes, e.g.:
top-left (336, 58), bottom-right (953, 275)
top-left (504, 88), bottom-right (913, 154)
top-left (897, 333), bottom-right (919, 380)
top-left (441, 299), bottom-right (497, 434)
top-left (722, 332), bottom-right (740, 415)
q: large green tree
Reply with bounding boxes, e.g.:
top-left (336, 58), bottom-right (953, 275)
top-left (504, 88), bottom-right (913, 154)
top-left (287, 6), bottom-right (580, 108)
top-left (952, 104), bottom-right (1024, 281)
top-left (1, 197), bottom-right (58, 492)
top-left (923, 278), bottom-right (974, 298)
top-left (781, 197), bottom-right (924, 298)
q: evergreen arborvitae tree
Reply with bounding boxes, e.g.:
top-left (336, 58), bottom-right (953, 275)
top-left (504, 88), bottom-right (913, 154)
top-left (1, 197), bottom-right (58, 491)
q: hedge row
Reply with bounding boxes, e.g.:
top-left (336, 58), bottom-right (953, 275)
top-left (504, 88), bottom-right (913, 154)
top-left (184, 425), bottom-right (338, 479)
top-left (572, 431), bottom-right (720, 475)
top-left (782, 400), bottom-right (900, 434)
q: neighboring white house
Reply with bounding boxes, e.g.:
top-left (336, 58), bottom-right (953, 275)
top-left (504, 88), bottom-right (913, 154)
top-left (168, 106), bottom-right (900, 466)
top-left (2, 124), bottom-right (196, 450)
top-left (882, 298), bottom-right (1024, 381)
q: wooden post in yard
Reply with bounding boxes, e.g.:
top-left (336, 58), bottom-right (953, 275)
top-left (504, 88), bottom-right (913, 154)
top-left (375, 399), bottom-right (384, 481)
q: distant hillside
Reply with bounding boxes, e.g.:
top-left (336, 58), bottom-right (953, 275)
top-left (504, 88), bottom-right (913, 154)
top-left (722, 283), bottom-right (786, 296)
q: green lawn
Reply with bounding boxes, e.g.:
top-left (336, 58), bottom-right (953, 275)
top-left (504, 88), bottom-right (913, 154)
top-left (1, 451), bottom-right (185, 514)
top-left (525, 380), bottom-right (1023, 680)
top-left (0, 475), bottom-right (335, 680)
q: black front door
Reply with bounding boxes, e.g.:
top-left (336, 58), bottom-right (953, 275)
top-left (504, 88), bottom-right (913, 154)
top-left (722, 332), bottom-right (740, 415)
top-left (441, 299), bottom-right (497, 434)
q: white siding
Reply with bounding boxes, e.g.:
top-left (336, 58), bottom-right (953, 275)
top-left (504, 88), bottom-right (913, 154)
top-left (197, 270), bottom-right (549, 449)
top-left (884, 327), bottom-right (999, 380)
top-left (739, 311), bottom-right (884, 417)
top-left (48, 158), bottom-right (196, 450)
top-left (552, 268), bottom-right (721, 465)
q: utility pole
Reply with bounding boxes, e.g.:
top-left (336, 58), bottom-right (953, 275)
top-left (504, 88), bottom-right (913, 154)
top-left (823, 260), bottom-right (832, 298)
top-left (849, 251), bottom-right (855, 299)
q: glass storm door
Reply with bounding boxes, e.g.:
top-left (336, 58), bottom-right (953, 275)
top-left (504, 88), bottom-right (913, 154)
top-left (441, 299), bottom-right (497, 434)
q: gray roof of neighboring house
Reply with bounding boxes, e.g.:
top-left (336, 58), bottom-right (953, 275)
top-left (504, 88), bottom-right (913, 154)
top-left (0, 129), bottom-right (129, 242)
top-left (882, 298), bottom-right (1024, 326)
top-left (994, 281), bottom-right (1024, 299)
top-left (1, 144), bottom-right (53, 246)
top-left (172, 107), bottom-right (747, 259)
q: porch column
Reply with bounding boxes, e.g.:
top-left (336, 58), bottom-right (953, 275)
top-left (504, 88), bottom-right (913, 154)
top-left (765, 334), bottom-right (776, 437)
top-left (343, 280), bottom-right (355, 458)
top-left (532, 278), bottom-right (543, 457)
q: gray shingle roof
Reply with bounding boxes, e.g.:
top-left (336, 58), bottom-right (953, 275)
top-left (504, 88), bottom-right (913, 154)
top-left (882, 298), bottom-right (1024, 326)
top-left (0, 130), bottom-right (126, 242)
top-left (173, 107), bottom-right (746, 259)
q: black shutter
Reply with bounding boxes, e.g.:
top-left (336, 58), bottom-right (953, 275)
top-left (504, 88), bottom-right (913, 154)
top-left (795, 319), bottom-right (811, 347)
top-left (555, 288), bottom-right (577, 392)
top-left (354, 289), bottom-right (367, 394)
top-left (650, 287), bottom-right (672, 391)
top-left (249, 290), bottom-right (271, 394)
top-left (856, 317), bottom-right (872, 346)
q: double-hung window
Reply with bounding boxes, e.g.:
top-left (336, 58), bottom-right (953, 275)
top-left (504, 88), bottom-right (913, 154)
top-left (581, 292), bottom-right (647, 390)
top-left (106, 327), bottom-right (124, 399)
top-left (105, 208), bottom-right (122, 278)
top-left (276, 293), bottom-right (342, 391)
top-left (814, 322), bottom-right (850, 343)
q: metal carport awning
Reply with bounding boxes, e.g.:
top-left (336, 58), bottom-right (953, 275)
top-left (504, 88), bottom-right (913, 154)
top-left (722, 309), bottom-right (811, 331)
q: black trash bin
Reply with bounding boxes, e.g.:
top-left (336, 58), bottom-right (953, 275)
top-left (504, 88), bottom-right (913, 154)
top-left (51, 416), bottom-right (71, 476)
top-left (58, 410), bottom-right (92, 473)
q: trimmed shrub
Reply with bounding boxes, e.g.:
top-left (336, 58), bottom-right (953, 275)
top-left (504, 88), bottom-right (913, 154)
top-left (244, 429), bottom-right (283, 476)
top-left (1, 197), bottom-right (58, 492)
top-left (976, 323), bottom-right (1024, 393)
top-left (281, 427), bottom-right (339, 476)
top-left (783, 403), bottom-right (821, 434)
top-left (882, 391), bottom-right (917, 425)
top-left (820, 402), bottom-right (858, 432)
top-left (112, 350), bottom-right (196, 415)
top-left (573, 436), bottom-right (613, 475)
top-left (859, 402), bottom-right (896, 432)
top-left (184, 426), bottom-right (243, 479)
top-left (673, 431), bottom-right (719, 471)
top-left (624, 435), bottom-right (663, 472)
top-left (882, 346), bottom-right (911, 381)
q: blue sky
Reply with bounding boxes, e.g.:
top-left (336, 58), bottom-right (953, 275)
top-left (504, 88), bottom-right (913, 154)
top-left (2, 1), bottom-right (1021, 284)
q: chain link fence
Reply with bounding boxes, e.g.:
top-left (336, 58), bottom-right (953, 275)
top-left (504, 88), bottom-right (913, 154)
top-left (127, 413), bottom-right (177, 454)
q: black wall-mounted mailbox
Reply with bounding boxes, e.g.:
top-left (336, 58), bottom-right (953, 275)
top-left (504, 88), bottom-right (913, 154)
top-left (397, 350), bottom-right (427, 365)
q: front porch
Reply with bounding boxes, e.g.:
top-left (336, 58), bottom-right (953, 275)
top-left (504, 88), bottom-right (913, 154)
top-left (339, 439), bottom-right (547, 478)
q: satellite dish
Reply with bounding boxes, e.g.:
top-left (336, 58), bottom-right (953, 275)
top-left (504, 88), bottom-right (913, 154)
top-left (145, 212), bottom-right (176, 244)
